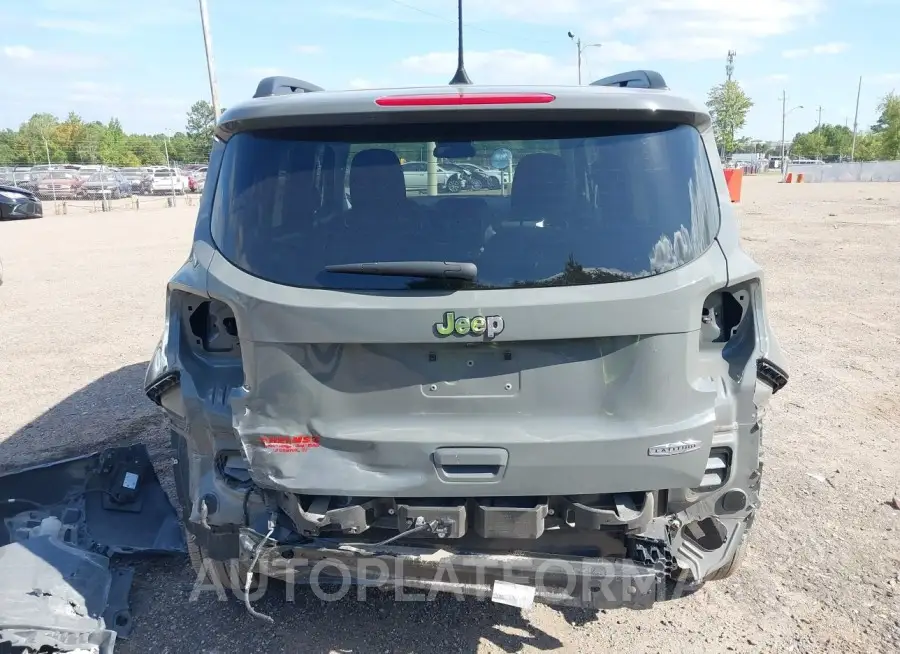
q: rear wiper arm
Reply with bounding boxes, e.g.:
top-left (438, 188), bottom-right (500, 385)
top-left (324, 261), bottom-right (477, 281)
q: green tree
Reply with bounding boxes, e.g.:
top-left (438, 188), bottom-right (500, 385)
top-left (19, 113), bottom-right (64, 164)
top-left (75, 123), bottom-right (99, 163)
top-left (873, 92), bottom-right (900, 159)
top-left (54, 112), bottom-right (86, 163)
top-left (817, 123), bottom-right (853, 156)
top-left (706, 80), bottom-right (754, 155)
top-left (852, 133), bottom-right (883, 161)
top-left (791, 130), bottom-right (827, 158)
top-left (185, 100), bottom-right (219, 162)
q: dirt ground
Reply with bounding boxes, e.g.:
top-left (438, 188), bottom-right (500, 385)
top-left (1, 175), bottom-right (898, 653)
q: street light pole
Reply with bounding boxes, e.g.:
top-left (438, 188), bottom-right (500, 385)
top-left (779, 91), bottom-right (804, 181)
top-left (567, 32), bottom-right (602, 85)
top-left (198, 0), bottom-right (221, 118)
top-left (576, 37), bottom-right (582, 85)
top-left (780, 91), bottom-right (787, 176)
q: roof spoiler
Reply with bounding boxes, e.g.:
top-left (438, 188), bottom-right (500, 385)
top-left (253, 76), bottom-right (324, 98)
top-left (590, 70), bottom-right (668, 90)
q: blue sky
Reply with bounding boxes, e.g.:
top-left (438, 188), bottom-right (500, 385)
top-left (2, 0), bottom-right (898, 141)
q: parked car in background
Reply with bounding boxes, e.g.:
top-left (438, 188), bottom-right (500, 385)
top-left (120, 168), bottom-right (152, 194)
top-left (456, 163), bottom-right (505, 189)
top-left (35, 171), bottom-right (83, 200)
top-left (401, 161), bottom-right (464, 193)
top-left (7, 166), bottom-right (33, 187)
top-left (149, 168), bottom-right (187, 194)
top-left (78, 172), bottom-right (133, 199)
top-left (0, 183), bottom-right (42, 220)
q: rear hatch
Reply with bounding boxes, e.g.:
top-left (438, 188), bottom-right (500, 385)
top-left (200, 98), bottom-right (732, 499)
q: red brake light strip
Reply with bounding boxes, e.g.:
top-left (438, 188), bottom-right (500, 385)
top-left (375, 92), bottom-right (556, 107)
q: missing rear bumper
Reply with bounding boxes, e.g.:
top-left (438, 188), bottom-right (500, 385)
top-left (238, 530), bottom-right (665, 610)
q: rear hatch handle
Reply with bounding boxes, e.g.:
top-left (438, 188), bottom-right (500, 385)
top-left (433, 447), bottom-right (509, 482)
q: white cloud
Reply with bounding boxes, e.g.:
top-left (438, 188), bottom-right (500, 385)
top-left (348, 78), bottom-right (377, 89)
top-left (34, 19), bottom-right (121, 35)
top-left (782, 41), bottom-right (849, 58)
top-left (582, 0), bottom-right (824, 60)
top-left (294, 45), bottom-right (323, 55)
top-left (386, 0), bottom-right (824, 69)
top-left (245, 67), bottom-right (287, 78)
top-left (326, 0), bottom-right (822, 61)
top-left (402, 50), bottom-right (577, 85)
top-left (68, 81), bottom-right (104, 92)
top-left (1, 45), bottom-right (103, 70)
top-left (35, 0), bottom-right (195, 26)
top-left (324, 4), bottom-right (439, 23)
top-left (67, 93), bottom-right (122, 104)
top-left (3, 45), bottom-right (34, 60)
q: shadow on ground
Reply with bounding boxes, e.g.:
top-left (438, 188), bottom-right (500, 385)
top-left (0, 362), bottom-right (168, 475)
top-left (1, 363), bottom-right (599, 653)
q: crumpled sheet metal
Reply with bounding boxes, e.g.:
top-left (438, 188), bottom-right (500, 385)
top-left (0, 444), bottom-right (186, 653)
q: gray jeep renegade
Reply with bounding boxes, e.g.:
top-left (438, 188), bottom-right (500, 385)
top-left (145, 69), bottom-right (788, 613)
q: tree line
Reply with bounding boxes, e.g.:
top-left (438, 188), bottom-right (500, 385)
top-left (789, 94), bottom-right (900, 161)
top-left (2, 87), bottom-right (899, 167)
top-left (0, 101), bottom-right (218, 167)
top-left (707, 78), bottom-right (900, 162)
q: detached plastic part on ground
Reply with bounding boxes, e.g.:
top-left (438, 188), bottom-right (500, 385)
top-left (0, 444), bottom-right (186, 654)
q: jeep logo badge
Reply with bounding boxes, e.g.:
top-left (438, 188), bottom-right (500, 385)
top-left (434, 311), bottom-right (504, 339)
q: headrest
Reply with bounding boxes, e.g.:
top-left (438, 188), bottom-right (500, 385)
top-left (348, 149), bottom-right (406, 210)
top-left (510, 153), bottom-right (568, 219)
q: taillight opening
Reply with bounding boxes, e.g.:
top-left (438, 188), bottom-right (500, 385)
top-left (374, 92), bottom-right (556, 107)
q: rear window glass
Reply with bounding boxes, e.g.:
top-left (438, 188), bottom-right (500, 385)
top-left (154, 170), bottom-right (176, 177)
top-left (210, 121), bottom-right (719, 291)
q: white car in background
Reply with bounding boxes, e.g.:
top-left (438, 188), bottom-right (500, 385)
top-left (401, 161), bottom-right (464, 193)
top-left (149, 168), bottom-right (187, 195)
top-left (456, 163), bottom-right (509, 188)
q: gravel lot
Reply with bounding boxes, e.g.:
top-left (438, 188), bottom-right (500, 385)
top-left (1, 175), bottom-right (898, 653)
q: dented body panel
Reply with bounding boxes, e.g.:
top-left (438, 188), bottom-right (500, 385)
top-left (145, 78), bottom-right (787, 608)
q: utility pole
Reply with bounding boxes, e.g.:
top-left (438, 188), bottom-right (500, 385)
top-left (720, 51), bottom-right (737, 159)
top-left (850, 76), bottom-right (862, 162)
top-left (198, 0), bottom-right (221, 118)
top-left (816, 106), bottom-right (823, 129)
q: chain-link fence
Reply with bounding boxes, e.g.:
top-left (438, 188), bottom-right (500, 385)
top-left (0, 114), bottom-right (214, 216)
top-left (1, 152), bottom-right (208, 215)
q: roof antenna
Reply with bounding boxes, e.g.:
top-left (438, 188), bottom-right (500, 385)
top-left (449, 0), bottom-right (472, 85)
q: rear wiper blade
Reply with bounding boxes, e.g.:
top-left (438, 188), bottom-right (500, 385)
top-left (325, 261), bottom-right (477, 281)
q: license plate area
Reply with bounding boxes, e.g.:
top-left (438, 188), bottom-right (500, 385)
top-left (422, 346), bottom-right (520, 398)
